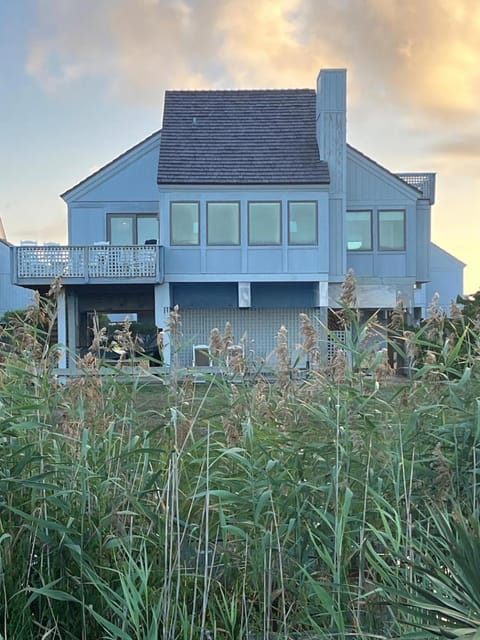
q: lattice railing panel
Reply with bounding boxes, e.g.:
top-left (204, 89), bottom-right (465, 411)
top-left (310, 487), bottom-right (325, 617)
top-left (87, 246), bottom-right (157, 279)
top-left (16, 246), bottom-right (85, 279)
top-left (15, 245), bottom-right (158, 280)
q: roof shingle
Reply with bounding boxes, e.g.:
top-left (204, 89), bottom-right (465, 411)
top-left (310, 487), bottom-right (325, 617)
top-left (157, 89), bottom-right (329, 185)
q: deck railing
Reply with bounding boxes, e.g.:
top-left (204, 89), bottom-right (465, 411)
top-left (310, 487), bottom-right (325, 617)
top-left (396, 173), bottom-right (436, 204)
top-left (13, 245), bottom-right (163, 284)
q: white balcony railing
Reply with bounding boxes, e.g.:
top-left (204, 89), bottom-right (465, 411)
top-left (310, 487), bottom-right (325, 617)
top-left (14, 245), bottom-right (163, 283)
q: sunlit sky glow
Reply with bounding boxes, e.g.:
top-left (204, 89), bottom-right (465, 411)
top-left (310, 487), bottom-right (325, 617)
top-left (1, 0), bottom-right (479, 294)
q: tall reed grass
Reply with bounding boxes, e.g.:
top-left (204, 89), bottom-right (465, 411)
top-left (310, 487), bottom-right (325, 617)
top-left (1, 284), bottom-right (480, 639)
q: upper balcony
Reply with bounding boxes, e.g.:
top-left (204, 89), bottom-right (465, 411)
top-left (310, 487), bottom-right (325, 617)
top-left (12, 244), bottom-right (165, 286)
top-left (396, 173), bottom-right (436, 205)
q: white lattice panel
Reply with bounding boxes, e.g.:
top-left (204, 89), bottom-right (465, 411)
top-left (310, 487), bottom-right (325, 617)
top-left (17, 247), bottom-right (85, 279)
top-left (87, 246), bottom-right (157, 279)
top-left (16, 246), bottom-right (158, 280)
top-left (177, 307), bottom-right (321, 368)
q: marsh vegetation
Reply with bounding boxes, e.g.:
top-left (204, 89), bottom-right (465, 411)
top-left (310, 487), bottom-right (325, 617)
top-left (1, 282), bottom-right (480, 639)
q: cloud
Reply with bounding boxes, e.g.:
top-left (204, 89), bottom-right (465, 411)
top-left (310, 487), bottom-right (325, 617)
top-left (26, 0), bottom-right (224, 101)
top-left (429, 134), bottom-right (480, 159)
top-left (16, 0), bottom-right (480, 293)
top-left (25, 0), bottom-right (480, 126)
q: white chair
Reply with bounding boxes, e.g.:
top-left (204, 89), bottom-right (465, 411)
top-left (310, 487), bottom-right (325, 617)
top-left (192, 344), bottom-right (211, 367)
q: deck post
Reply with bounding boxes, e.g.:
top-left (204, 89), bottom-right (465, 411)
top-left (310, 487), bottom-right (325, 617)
top-left (154, 283), bottom-right (171, 366)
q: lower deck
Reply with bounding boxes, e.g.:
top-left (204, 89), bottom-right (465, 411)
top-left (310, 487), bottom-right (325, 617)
top-left (28, 280), bottom-right (421, 371)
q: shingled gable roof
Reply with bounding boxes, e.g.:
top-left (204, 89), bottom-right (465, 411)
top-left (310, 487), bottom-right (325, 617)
top-left (157, 89), bottom-right (329, 185)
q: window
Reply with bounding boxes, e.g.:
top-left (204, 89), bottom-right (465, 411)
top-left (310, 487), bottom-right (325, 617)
top-left (207, 202), bottom-right (240, 245)
top-left (346, 211), bottom-right (372, 250)
top-left (288, 201), bottom-right (317, 245)
top-left (170, 202), bottom-right (199, 246)
top-left (109, 214), bottom-right (158, 245)
top-left (248, 202), bottom-right (281, 245)
top-left (379, 210), bottom-right (405, 251)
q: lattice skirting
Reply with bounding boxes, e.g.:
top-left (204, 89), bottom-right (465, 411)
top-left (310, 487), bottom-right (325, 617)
top-left (174, 307), bottom-right (328, 368)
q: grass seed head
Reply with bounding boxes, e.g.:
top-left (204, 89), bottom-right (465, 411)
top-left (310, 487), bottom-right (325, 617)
top-left (374, 347), bottom-right (393, 384)
top-left (449, 300), bottom-right (463, 320)
top-left (403, 330), bottom-right (419, 367)
top-left (209, 327), bottom-right (223, 359)
top-left (222, 321), bottom-right (233, 353)
top-left (425, 292), bottom-right (445, 344)
top-left (47, 276), bottom-right (63, 300)
top-left (340, 269), bottom-right (357, 308)
top-left (275, 325), bottom-right (291, 390)
top-left (338, 269), bottom-right (359, 328)
top-left (331, 348), bottom-right (347, 384)
top-left (299, 313), bottom-right (317, 353)
top-left (389, 301), bottom-right (405, 331)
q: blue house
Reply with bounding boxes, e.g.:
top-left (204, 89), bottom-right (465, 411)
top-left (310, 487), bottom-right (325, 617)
top-left (11, 69), bottom-right (460, 368)
top-left (415, 243), bottom-right (466, 315)
top-left (0, 218), bottom-right (34, 318)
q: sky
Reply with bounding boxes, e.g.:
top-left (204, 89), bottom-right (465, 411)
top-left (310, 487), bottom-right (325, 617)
top-left (1, 0), bottom-right (479, 294)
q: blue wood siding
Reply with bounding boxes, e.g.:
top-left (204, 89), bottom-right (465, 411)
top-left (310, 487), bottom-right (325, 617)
top-left (346, 147), bottom-right (424, 282)
top-left (171, 281), bottom-right (318, 310)
top-left (251, 282), bottom-right (317, 308)
top-left (0, 242), bottom-right (33, 315)
top-left (205, 250), bottom-right (242, 273)
top-left (69, 203), bottom-right (159, 246)
top-left (426, 244), bottom-right (465, 304)
top-left (66, 135), bottom-right (160, 245)
top-left (171, 282), bottom-right (237, 308)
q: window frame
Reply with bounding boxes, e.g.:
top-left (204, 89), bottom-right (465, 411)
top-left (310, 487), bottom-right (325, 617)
top-left (206, 201), bottom-right (241, 246)
top-left (287, 200), bottom-right (318, 246)
top-left (346, 210), bottom-right (373, 251)
top-left (107, 213), bottom-right (158, 246)
top-left (378, 209), bottom-right (406, 251)
top-left (170, 201), bottom-right (200, 246)
top-left (248, 201), bottom-right (282, 246)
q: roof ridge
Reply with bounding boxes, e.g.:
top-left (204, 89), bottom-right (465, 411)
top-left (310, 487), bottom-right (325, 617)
top-left (165, 88), bottom-right (315, 94)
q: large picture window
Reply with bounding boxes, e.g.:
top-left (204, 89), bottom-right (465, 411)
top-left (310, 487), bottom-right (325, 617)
top-left (379, 210), bottom-right (405, 251)
top-left (248, 202), bottom-right (281, 245)
top-left (288, 201), bottom-right (317, 245)
top-left (109, 214), bottom-right (158, 246)
top-left (170, 202), bottom-right (200, 246)
top-left (346, 211), bottom-right (372, 250)
top-left (207, 202), bottom-right (240, 245)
